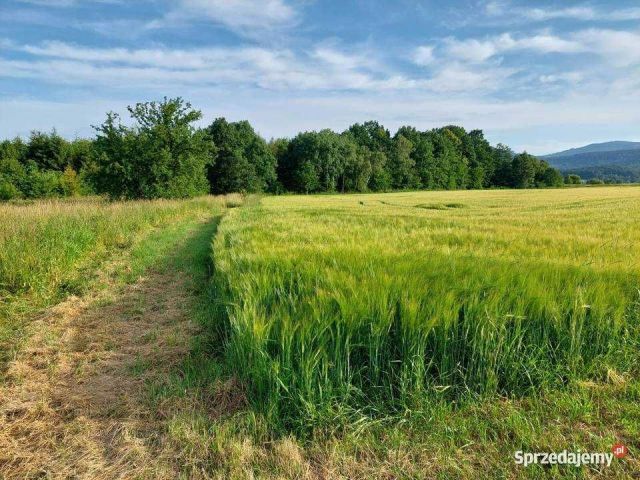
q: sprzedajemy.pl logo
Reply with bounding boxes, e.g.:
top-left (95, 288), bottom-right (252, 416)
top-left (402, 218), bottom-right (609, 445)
top-left (515, 444), bottom-right (628, 468)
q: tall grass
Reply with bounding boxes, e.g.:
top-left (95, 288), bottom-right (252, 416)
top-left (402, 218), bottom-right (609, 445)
top-left (213, 187), bottom-right (640, 432)
top-left (0, 195), bottom-right (239, 369)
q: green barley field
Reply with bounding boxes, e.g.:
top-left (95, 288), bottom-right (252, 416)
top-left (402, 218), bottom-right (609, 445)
top-left (214, 187), bottom-right (640, 433)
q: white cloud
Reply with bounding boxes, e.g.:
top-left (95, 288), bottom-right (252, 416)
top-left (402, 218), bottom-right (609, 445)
top-left (1, 40), bottom-right (422, 92)
top-left (484, 1), bottom-right (505, 17)
top-left (428, 28), bottom-right (640, 67)
top-left (439, 32), bottom-right (582, 63)
top-left (17, 0), bottom-right (122, 6)
top-left (19, 41), bottom-right (282, 69)
top-left (573, 29), bottom-right (640, 67)
top-left (524, 7), bottom-right (596, 22)
top-left (539, 72), bottom-right (583, 84)
top-left (442, 37), bottom-right (500, 63)
top-left (423, 64), bottom-right (514, 93)
top-left (312, 46), bottom-right (378, 71)
top-left (148, 0), bottom-right (298, 37)
top-left (524, 6), bottom-right (640, 22)
top-left (413, 46), bottom-right (435, 66)
top-left (179, 0), bottom-right (295, 29)
top-left (485, 1), bottom-right (640, 23)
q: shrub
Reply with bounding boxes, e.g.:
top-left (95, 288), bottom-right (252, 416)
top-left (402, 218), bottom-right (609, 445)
top-left (59, 166), bottom-right (82, 197)
top-left (0, 179), bottom-right (21, 200)
top-left (21, 166), bottom-right (62, 198)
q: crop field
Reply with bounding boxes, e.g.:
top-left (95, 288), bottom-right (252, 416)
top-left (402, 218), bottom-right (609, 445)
top-left (215, 187), bottom-right (640, 432)
top-left (1, 187), bottom-right (639, 478)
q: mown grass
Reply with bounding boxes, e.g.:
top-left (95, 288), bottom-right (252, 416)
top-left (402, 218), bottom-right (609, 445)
top-left (212, 187), bottom-right (640, 434)
top-left (0, 195), bottom-right (240, 373)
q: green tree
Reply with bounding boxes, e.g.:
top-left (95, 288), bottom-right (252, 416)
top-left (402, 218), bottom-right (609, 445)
top-left (468, 130), bottom-right (495, 188)
top-left (538, 166), bottom-right (564, 187)
top-left (0, 147), bottom-right (27, 190)
top-left (511, 153), bottom-right (538, 188)
top-left (295, 159), bottom-right (320, 193)
top-left (565, 174), bottom-right (582, 185)
top-left (367, 150), bottom-right (391, 191)
top-left (389, 134), bottom-right (416, 189)
top-left (280, 130), bottom-right (350, 193)
top-left (65, 139), bottom-right (95, 172)
top-left (0, 138), bottom-right (25, 200)
top-left (491, 143), bottom-right (514, 187)
top-left (347, 121), bottom-right (392, 154)
top-left (440, 127), bottom-right (469, 189)
top-left (21, 162), bottom-right (62, 198)
top-left (92, 98), bottom-right (214, 199)
top-left (342, 146), bottom-right (371, 192)
top-left (59, 166), bottom-right (82, 196)
top-left (587, 178), bottom-right (605, 185)
top-left (26, 130), bottom-right (68, 171)
top-left (0, 180), bottom-right (21, 200)
top-left (207, 119), bottom-right (277, 193)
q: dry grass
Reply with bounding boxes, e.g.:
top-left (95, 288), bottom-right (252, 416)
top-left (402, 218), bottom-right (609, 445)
top-left (0, 262), bottom-right (197, 478)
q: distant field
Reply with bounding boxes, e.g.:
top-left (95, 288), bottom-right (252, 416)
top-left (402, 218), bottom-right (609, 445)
top-left (215, 186), bottom-right (640, 431)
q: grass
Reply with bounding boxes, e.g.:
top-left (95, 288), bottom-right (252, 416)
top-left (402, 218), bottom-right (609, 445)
top-left (138, 185), bottom-right (638, 478)
top-left (212, 187), bottom-right (640, 434)
top-left (0, 195), bottom-right (241, 373)
top-left (2, 187), bottom-right (639, 478)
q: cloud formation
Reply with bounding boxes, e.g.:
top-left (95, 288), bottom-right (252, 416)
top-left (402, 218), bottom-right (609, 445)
top-left (1, 0), bottom-right (639, 152)
top-left (485, 1), bottom-right (640, 22)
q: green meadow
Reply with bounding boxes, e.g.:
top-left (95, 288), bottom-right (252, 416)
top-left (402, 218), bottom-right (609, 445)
top-left (0, 195), bottom-right (238, 371)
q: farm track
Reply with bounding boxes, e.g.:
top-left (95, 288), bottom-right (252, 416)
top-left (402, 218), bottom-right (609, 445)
top-left (0, 217), bottom-right (218, 479)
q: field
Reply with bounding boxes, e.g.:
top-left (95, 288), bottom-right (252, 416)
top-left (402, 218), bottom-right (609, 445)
top-left (215, 187), bottom-right (640, 430)
top-left (1, 187), bottom-right (639, 478)
top-left (0, 196), bottom-right (239, 371)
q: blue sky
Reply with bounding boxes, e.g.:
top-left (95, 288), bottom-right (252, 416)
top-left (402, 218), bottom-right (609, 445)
top-left (1, 0), bottom-right (639, 154)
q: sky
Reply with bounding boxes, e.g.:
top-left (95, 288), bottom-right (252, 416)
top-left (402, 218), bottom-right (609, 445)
top-left (1, 0), bottom-right (639, 154)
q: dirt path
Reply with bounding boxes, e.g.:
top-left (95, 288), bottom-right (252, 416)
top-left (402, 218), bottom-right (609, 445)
top-left (0, 219), bottom-right (218, 479)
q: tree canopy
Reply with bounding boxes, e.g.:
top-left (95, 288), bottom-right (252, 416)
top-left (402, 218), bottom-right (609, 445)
top-left (91, 98), bottom-right (214, 199)
top-left (0, 97), bottom-right (567, 201)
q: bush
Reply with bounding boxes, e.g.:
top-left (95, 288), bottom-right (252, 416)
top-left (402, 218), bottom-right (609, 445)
top-left (565, 174), bottom-right (582, 185)
top-left (59, 166), bottom-right (82, 197)
top-left (19, 166), bottom-right (62, 198)
top-left (0, 180), bottom-right (21, 200)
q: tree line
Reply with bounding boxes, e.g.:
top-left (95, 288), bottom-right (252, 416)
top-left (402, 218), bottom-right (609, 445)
top-left (0, 97), bottom-right (566, 201)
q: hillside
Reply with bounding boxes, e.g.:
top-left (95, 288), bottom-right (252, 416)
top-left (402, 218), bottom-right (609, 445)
top-left (541, 141), bottom-right (640, 182)
top-left (543, 141), bottom-right (640, 160)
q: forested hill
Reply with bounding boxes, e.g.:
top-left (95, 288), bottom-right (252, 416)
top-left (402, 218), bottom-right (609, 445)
top-left (542, 141), bottom-right (640, 183)
top-left (1, 98), bottom-right (564, 201)
top-left (542, 141), bottom-right (640, 161)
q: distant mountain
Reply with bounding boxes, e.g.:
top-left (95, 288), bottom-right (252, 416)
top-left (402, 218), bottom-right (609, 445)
top-left (541, 141), bottom-right (640, 183)
top-left (542, 141), bottom-right (640, 160)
